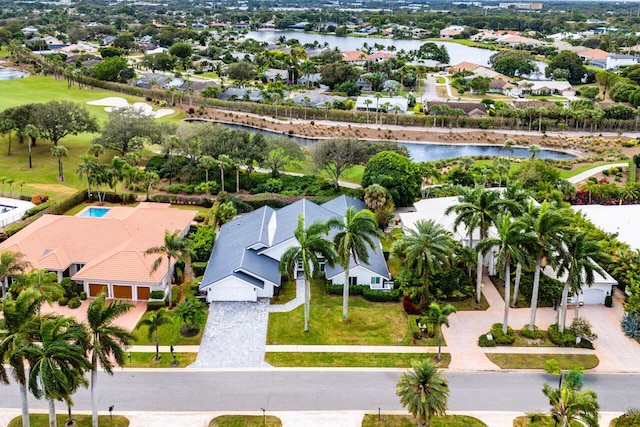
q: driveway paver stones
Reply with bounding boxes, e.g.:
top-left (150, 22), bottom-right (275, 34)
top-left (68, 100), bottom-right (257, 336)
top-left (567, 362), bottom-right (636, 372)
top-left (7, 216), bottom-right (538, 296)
top-left (191, 300), bottom-right (271, 368)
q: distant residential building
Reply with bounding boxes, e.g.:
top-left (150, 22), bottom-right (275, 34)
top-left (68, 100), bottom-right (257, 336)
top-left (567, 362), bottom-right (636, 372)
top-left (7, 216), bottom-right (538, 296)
top-left (219, 88), bottom-right (263, 102)
top-left (356, 96), bottom-right (408, 113)
top-left (605, 54), bottom-right (639, 70)
top-left (448, 61), bottom-right (483, 73)
top-left (427, 101), bottom-right (488, 117)
top-left (291, 93), bottom-right (346, 108)
top-left (342, 50), bottom-right (367, 65)
top-left (498, 2), bottom-right (543, 10)
top-left (263, 68), bottom-right (288, 82)
top-left (497, 35), bottom-right (546, 47)
top-left (440, 25), bottom-right (466, 39)
top-left (518, 80), bottom-right (575, 97)
top-left (578, 48), bottom-right (610, 63)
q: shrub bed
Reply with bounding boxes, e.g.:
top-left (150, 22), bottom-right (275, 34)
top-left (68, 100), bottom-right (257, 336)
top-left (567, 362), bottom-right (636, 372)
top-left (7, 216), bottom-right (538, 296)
top-left (326, 283), bottom-right (399, 302)
top-left (479, 323), bottom-right (516, 347)
top-left (520, 325), bottom-right (544, 340)
top-left (548, 324), bottom-right (594, 349)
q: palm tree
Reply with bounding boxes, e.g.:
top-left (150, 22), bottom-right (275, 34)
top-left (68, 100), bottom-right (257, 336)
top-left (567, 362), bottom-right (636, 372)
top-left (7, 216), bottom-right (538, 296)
top-left (425, 302), bottom-right (456, 362)
top-left (145, 229), bottom-right (191, 309)
top-left (138, 308), bottom-right (173, 361)
top-left (528, 145), bottom-right (541, 159)
top-left (174, 297), bottom-right (207, 336)
top-left (26, 316), bottom-right (92, 427)
top-left (51, 145), bottom-right (68, 181)
top-left (88, 144), bottom-right (105, 158)
top-left (392, 219), bottom-right (457, 302)
top-left (396, 360), bottom-right (449, 427)
top-left (557, 231), bottom-right (608, 332)
top-left (523, 202), bottom-right (570, 331)
top-left (11, 269), bottom-right (63, 315)
top-left (363, 99), bottom-right (372, 123)
top-left (0, 118), bottom-right (16, 156)
top-left (0, 290), bottom-right (44, 427)
top-left (542, 383), bottom-right (599, 427)
top-left (477, 214), bottom-right (535, 334)
top-left (85, 294), bottom-right (134, 427)
top-left (503, 138), bottom-right (516, 168)
top-left (446, 187), bottom-right (507, 304)
top-left (327, 207), bottom-right (382, 321)
top-left (216, 154), bottom-right (233, 192)
top-left (280, 214), bottom-right (337, 332)
top-left (77, 155), bottom-right (100, 198)
top-left (0, 250), bottom-right (30, 298)
top-left (199, 155), bottom-right (216, 184)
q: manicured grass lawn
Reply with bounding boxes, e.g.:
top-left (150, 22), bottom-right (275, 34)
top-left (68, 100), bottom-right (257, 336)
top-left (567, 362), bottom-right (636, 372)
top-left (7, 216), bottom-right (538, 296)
top-left (513, 415), bottom-right (582, 426)
top-left (265, 352), bottom-right (450, 368)
top-left (124, 352), bottom-right (197, 367)
top-left (558, 162), bottom-right (626, 179)
top-left (445, 294), bottom-right (490, 311)
top-left (270, 279), bottom-right (297, 305)
top-left (362, 414), bottom-right (487, 427)
top-left (485, 353), bottom-right (599, 370)
top-left (209, 415), bottom-right (282, 427)
top-left (8, 415), bottom-right (129, 427)
top-left (132, 309), bottom-right (207, 346)
top-left (267, 280), bottom-right (413, 345)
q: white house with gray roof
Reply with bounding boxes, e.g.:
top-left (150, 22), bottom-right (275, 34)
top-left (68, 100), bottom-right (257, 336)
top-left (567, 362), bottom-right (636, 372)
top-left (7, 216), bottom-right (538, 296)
top-left (200, 195), bottom-right (391, 302)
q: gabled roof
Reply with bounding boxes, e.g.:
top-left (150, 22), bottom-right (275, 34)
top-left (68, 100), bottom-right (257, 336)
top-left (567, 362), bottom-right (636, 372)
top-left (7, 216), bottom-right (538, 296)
top-left (579, 48), bottom-right (610, 61)
top-left (322, 194), bottom-right (367, 216)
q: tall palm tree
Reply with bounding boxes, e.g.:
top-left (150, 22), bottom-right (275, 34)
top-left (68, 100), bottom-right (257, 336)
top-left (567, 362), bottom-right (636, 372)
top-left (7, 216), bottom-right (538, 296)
top-left (0, 290), bottom-right (44, 427)
top-left (425, 302), bottom-right (456, 362)
top-left (145, 229), bottom-right (191, 309)
top-left (0, 250), bottom-right (30, 298)
top-left (280, 214), bottom-right (337, 333)
top-left (446, 187), bottom-right (507, 304)
top-left (557, 231), bottom-right (608, 332)
top-left (51, 145), bottom-right (68, 181)
top-left (26, 316), bottom-right (92, 427)
top-left (477, 214), bottom-right (535, 334)
top-left (216, 154), bottom-right (233, 192)
top-left (396, 360), bottom-right (449, 427)
top-left (199, 155), bottom-right (216, 184)
top-left (392, 219), bottom-right (457, 302)
top-left (327, 207), bottom-right (382, 321)
top-left (137, 308), bottom-right (172, 361)
top-left (542, 383), bottom-right (599, 427)
top-left (523, 202), bottom-right (570, 331)
top-left (11, 269), bottom-right (63, 315)
top-left (85, 294), bottom-right (134, 427)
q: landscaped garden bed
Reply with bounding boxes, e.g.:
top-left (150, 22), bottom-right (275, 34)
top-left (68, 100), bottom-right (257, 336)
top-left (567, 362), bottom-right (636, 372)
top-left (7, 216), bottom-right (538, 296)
top-left (513, 414), bottom-right (583, 426)
top-left (8, 415), bottom-right (129, 427)
top-left (265, 352), bottom-right (450, 368)
top-left (362, 414), bottom-right (486, 427)
top-left (124, 352), bottom-right (197, 368)
top-left (209, 415), bottom-right (282, 427)
top-left (610, 409), bottom-right (640, 426)
top-left (485, 354), bottom-right (599, 370)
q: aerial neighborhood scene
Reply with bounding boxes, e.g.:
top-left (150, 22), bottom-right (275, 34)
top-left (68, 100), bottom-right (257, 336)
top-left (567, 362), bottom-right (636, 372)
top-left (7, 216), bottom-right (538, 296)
top-left (3, 0), bottom-right (640, 425)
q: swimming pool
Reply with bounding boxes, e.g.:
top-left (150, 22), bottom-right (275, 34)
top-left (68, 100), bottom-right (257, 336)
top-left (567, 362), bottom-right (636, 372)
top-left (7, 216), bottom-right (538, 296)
top-left (80, 207), bottom-right (111, 218)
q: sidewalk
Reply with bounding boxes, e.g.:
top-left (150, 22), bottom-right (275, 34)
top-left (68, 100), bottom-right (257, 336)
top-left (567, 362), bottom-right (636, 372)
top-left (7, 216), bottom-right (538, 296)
top-left (0, 409), bottom-right (623, 427)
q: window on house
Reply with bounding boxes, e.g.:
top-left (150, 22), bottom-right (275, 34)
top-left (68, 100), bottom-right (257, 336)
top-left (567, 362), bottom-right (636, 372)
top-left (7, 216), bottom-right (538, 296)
top-left (349, 277), bottom-right (357, 286)
top-left (371, 277), bottom-right (381, 285)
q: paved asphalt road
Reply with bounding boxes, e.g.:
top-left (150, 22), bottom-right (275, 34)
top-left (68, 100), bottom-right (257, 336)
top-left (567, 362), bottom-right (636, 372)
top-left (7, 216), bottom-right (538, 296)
top-left (0, 370), bottom-right (639, 413)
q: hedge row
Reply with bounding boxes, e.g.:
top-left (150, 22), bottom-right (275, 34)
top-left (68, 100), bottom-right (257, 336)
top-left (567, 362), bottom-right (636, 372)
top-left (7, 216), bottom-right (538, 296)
top-left (326, 283), bottom-right (400, 302)
top-left (192, 261), bottom-right (207, 277)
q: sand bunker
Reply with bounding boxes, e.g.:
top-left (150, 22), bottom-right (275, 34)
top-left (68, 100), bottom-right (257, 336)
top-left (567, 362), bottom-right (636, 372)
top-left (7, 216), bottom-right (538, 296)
top-left (87, 97), bottom-right (174, 119)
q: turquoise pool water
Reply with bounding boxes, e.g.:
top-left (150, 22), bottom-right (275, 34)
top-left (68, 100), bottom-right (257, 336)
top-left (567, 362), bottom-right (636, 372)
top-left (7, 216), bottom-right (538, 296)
top-left (81, 207), bottom-right (111, 218)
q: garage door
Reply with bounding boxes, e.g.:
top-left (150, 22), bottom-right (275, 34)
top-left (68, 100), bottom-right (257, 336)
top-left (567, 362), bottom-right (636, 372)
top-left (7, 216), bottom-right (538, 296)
top-left (582, 288), bottom-right (606, 305)
top-left (113, 285), bottom-right (133, 299)
top-left (89, 284), bottom-right (108, 297)
top-left (210, 287), bottom-right (256, 302)
top-left (137, 287), bottom-right (151, 300)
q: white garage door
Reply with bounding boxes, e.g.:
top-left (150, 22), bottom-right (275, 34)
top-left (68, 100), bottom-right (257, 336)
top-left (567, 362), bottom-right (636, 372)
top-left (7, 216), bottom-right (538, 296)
top-left (209, 287), bottom-right (257, 302)
top-left (581, 288), bottom-right (605, 305)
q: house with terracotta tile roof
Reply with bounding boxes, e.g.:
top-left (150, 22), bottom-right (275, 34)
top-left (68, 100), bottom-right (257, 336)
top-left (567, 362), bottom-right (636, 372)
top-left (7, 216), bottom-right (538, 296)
top-left (0, 203), bottom-right (196, 301)
top-left (342, 50), bottom-right (367, 64)
top-left (448, 61), bottom-right (483, 73)
top-left (578, 48), bottom-right (610, 62)
top-left (365, 52), bottom-right (397, 62)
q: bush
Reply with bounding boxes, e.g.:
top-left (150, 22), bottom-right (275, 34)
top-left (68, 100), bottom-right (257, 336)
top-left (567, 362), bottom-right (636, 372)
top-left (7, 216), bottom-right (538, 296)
top-left (478, 333), bottom-right (497, 347)
top-left (146, 300), bottom-right (167, 311)
top-left (192, 262), bottom-right (207, 277)
top-left (31, 194), bottom-right (49, 205)
top-left (408, 315), bottom-right (425, 339)
top-left (150, 290), bottom-right (165, 300)
top-left (23, 200), bottom-right (55, 219)
top-left (490, 323), bottom-right (515, 345)
top-left (79, 291), bottom-right (87, 300)
top-left (362, 288), bottom-right (400, 302)
top-left (520, 325), bottom-right (544, 340)
top-left (167, 184), bottom-right (195, 194)
top-left (615, 408), bottom-right (640, 426)
top-left (403, 296), bottom-right (422, 315)
top-left (605, 295), bottom-right (613, 307)
top-left (68, 297), bottom-right (82, 309)
top-left (548, 323), bottom-right (578, 347)
top-left (58, 297), bottom-right (68, 306)
top-left (171, 285), bottom-right (180, 306)
top-left (326, 283), bottom-right (368, 296)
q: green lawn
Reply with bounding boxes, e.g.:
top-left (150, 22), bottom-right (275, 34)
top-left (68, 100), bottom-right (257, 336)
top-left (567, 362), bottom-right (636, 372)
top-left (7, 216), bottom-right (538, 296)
top-left (124, 352), bottom-right (197, 367)
top-left (270, 279), bottom-right (297, 305)
top-left (513, 415), bottom-right (582, 426)
top-left (362, 414), bottom-right (487, 427)
top-left (265, 352), bottom-right (450, 368)
top-left (0, 75), bottom-right (184, 200)
top-left (132, 309), bottom-right (207, 346)
top-left (267, 279), bottom-right (413, 345)
top-left (485, 353), bottom-right (599, 370)
top-left (209, 415), bottom-right (282, 427)
top-left (8, 415), bottom-right (129, 427)
top-left (558, 162), bottom-right (626, 179)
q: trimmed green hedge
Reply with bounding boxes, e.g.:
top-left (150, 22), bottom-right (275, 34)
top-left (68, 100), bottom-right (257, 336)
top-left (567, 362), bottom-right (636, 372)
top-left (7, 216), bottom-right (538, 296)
top-left (629, 159), bottom-right (637, 184)
top-left (520, 325), bottom-right (544, 340)
top-left (326, 283), bottom-right (368, 296)
top-left (150, 290), bottom-right (165, 300)
top-left (146, 300), bottom-right (167, 311)
top-left (326, 283), bottom-right (400, 302)
top-left (192, 262), bottom-right (207, 277)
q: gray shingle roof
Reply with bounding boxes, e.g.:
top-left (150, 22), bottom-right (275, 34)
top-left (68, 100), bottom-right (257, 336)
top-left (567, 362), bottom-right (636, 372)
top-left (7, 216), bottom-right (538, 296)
top-left (321, 195), bottom-right (367, 216)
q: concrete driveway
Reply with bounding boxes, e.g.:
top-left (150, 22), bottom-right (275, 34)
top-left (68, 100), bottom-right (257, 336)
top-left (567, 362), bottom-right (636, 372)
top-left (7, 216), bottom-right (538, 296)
top-left (442, 277), bottom-right (640, 372)
top-left (39, 299), bottom-right (147, 331)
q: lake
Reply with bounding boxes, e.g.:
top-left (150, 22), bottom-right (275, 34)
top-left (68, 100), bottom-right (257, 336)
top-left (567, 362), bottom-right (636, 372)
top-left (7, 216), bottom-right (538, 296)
top-left (186, 120), bottom-right (574, 162)
top-left (0, 67), bottom-right (27, 80)
top-left (246, 30), bottom-right (547, 78)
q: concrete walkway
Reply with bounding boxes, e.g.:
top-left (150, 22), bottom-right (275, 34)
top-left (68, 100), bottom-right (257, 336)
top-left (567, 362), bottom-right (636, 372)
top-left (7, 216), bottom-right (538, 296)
top-left (0, 409), bottom-right (623, 427)
top-left (567, 162), bottom-right (629, 184)
top-left (269, 276), bottom-right (305, 313)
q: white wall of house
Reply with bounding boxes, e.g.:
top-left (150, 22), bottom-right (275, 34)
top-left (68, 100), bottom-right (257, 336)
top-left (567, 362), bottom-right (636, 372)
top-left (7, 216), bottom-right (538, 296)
top-left (204, 275), bottom-right (258, 302)
top-left (570, 283), bottom-right (613, 305)
top-left (261, 237), bottom-right (297, 261)
top-left (327, 265), bottom-right (385, 287)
